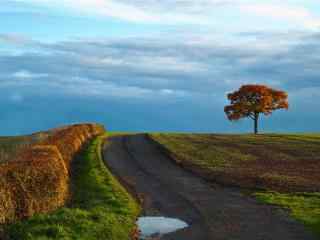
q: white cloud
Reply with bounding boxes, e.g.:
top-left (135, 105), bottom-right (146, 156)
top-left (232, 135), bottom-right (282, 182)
top-left (1, 75), bottom-right (191, 100)
top-left (239, 3), bottom-right (320, 30)
top-left (82, 55), bottom-right (207, 73)
top-left (22, 0), bottom-right (212, 24)
top-left (12, 70), bottom-right (48, 79)
top-left (17, 0), bottom-right (320, 30)
top-left (1, 30), bottom-right (320, 102)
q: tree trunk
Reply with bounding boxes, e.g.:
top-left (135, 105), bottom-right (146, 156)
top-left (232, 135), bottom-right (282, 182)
top-left (254, 112), bottom-right (259, 134)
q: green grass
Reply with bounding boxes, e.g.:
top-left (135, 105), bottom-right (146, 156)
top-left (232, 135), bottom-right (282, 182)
top-left (255, 192), bottom-right (320, 237)
top-left (5, 134), bottom-right (140, 240)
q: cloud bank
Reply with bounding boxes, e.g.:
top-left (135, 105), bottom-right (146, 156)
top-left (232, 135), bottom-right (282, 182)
top-left (1, 31), bottom-right (319, 97)
top-left (10, 0), bottom-right (320, 29)
top-left (1, 30), bottom-right (320, 134)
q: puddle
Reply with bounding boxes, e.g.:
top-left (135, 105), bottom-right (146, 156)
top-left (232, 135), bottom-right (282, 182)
top-left (137, 216), bottom-right (189, 239)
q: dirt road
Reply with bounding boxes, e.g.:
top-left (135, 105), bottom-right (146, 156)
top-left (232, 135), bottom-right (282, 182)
top-left (103, 134), bottom-right (315, 240)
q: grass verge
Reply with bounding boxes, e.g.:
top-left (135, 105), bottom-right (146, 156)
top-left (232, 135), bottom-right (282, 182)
top-left (255, 192), bottom-right (320, 237)
top-left (5, 134), bottom-right (140, 240)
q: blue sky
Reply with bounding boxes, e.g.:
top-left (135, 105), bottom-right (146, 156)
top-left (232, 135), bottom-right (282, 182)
top-left (1, 0), bottom-right (320, 135)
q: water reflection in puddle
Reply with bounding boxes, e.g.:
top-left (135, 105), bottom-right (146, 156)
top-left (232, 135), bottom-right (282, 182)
top-left (137, 216), bottom-right (189, 239)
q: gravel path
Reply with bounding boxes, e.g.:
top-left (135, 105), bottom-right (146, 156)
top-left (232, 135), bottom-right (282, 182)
top-left (103, 134), bottom-right (315, 240)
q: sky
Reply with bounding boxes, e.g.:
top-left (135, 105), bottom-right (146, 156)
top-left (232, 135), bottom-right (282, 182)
top-left (1, 0), bottom-right (320, 135)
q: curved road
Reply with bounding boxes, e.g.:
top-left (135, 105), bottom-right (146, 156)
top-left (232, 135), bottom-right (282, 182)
top-left (103, 134), bottom-right (315, 240)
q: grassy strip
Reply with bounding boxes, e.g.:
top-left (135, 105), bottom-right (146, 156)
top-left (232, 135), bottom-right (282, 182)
top-left (255, 192), bottom-right (320, 238)
top-left (5, 134), bottom-right (140, 240)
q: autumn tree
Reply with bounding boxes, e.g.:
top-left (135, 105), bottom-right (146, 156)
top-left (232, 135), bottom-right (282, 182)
top-left (224, 84), bottom-right (289, 134)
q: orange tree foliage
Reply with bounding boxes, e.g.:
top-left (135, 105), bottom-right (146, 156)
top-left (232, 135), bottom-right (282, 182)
top-left (224, 85), bottom-right (289, 134)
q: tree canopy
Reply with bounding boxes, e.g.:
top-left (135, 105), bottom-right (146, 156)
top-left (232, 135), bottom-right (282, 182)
top-left (224, 84), bottom-right (289, 134)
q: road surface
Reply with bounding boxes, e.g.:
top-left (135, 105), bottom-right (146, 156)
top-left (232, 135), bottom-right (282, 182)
top-left (103, 134), bottom-right (315, 240)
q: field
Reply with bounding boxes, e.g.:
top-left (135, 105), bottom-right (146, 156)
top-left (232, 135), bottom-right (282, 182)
top-left (150, 133), bottom-right (320, 192)
top-left (4, 134), bottom-right (140, 240)
top-left (150, 133), bottom-right (320, 237)
top-left (2, 130), bottom-right (319, 239)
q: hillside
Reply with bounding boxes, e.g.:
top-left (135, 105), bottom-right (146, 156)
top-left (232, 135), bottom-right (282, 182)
top-left (1, 130), bottom-right (319, 239)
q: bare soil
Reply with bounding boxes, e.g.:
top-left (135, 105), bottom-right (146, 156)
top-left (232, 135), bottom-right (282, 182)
top-left (150, 133), bottom-right (320, 193)
top-left (103, 134), bottom-right (316, 240)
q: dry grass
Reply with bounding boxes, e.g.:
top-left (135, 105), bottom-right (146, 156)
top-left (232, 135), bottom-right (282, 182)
top-left (0, 132), bottom-right (51, 163)
top-left (150, 133), bottom-right (320, 193)
top-left (0, 137), bottom-right (33, 163)
top-left (0, 124), bottom-right (105, 225)
top-left (0, 145), bottom-right (68, 223)
top-left (5, 135), bottom-right (140, 240)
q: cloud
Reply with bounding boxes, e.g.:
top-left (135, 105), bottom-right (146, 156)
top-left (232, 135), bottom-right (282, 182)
top-left (50, 77), bottom-right (190, 100)
top-left (11, 0), bottom-right (231, 25)
top-left (1, 31), bottom-right (320, 100)
top-left (239, 3), bottom-right (320, 30)
top-left (1, 30), bottom-right (320, 132)
top-left (12, 70), bottom-right (49, 79)
top-left (10, 0), bottom-right (320, 31)
top-left (16, 0), bottom-right (232, 24)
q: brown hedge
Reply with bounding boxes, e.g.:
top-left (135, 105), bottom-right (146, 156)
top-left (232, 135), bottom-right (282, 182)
top-left (0, 123), bottom-right (105, 224)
